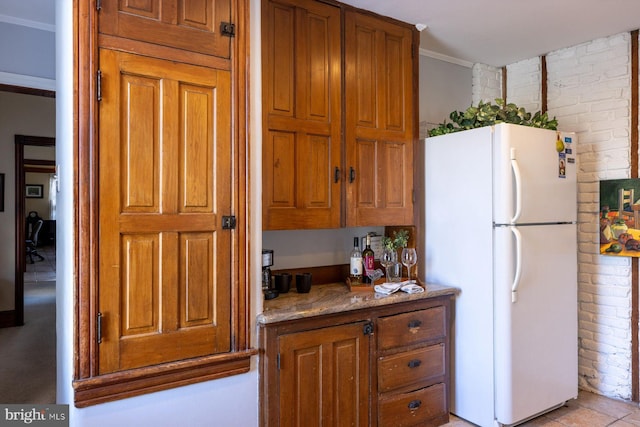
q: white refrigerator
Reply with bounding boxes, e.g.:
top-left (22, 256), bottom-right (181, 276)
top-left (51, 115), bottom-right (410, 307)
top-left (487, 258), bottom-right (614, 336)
top-left (423, 123), bottom-right (578, 427)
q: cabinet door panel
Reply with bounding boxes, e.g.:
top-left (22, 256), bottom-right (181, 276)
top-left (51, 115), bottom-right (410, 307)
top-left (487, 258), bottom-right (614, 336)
top-left (99, 0), bottom-right (232, 59)
top-left (99, 49), bottom-right (231, 373)
top-left (262, 0), bottom-right (341, 229)
top-left (345, 12), bottom-right (415, 226)
top-left (278, 322), bottom-right (370, 427)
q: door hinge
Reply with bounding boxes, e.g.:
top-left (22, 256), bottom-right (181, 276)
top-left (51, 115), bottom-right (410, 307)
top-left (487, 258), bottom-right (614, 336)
top-left (277, 353), bottom-right (281, 370)
top-left (96, 0), bottom-right (101, 11)
top-left (97, 312), bottom-right (103, 344)
top-left (363, 321), bottom-right (374, 336)
top-left (220, 22), bottom-right (235, 37)
top-left (97, 70), bottom-right (102, 102)
top-left (222, 215), bottom-right (237, 229)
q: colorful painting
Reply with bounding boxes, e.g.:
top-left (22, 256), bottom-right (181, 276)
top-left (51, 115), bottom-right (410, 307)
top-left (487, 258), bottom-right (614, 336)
top-left (600, 179), bottom-right (640, 256)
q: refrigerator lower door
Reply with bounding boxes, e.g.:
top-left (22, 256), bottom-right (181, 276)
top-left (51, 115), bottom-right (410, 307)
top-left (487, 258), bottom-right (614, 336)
top-left (494, 224), bottom-right (578, 425)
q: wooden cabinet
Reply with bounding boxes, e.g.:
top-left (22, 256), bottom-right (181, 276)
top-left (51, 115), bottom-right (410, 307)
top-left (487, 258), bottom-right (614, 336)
top-left (278, 321), bottom-right (371, 427)
top-left (98, 49), bottom-right (232, 373)
top-left (261, 1), bottom-right (417, 230)
top-left (73, 0), bottom-right (252, 407)
top-left (344, 11), bottom-right (416, 227)
top-left (260, 296), bottom-right (451, 426)
top-left (261, 0), bottom-right (342, 229)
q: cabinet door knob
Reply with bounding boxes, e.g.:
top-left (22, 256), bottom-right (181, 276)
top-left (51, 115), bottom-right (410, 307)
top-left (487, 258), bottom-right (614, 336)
top-left (334, 167), bottom-right (340, 183)
top-left (408, 399), bottom-right (422, 410)
top-left (407, 319), bottom-right (422, 328)
top-left (407, 359), bottom-right (422, 368)
top-left (349, 167), bottom-right (356, 183)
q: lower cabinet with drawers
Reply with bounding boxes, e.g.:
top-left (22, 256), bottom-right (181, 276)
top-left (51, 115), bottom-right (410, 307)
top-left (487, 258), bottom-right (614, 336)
top-left (259, 294), bottom-right (452, 427)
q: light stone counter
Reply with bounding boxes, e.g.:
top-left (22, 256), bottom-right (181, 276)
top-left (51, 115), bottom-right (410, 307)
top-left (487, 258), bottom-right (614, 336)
top-left (257, 281), bottom-right (459, 325)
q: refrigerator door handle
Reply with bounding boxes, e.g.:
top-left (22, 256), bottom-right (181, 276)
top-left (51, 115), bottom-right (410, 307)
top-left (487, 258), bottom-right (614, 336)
top-left (510, 148), bottom-right (522, 223)
top-left (510, 226), bottom-right (522, 303)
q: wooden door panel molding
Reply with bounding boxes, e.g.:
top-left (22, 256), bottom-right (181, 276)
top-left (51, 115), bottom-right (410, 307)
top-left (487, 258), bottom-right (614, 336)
top-left (121, 234), bottom-right (159, 336)
top-left (99, 0), bottom-right (232, 59)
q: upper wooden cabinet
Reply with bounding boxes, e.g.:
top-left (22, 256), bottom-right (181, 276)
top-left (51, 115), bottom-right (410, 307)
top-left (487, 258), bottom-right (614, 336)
top-left (261, 0), bottom-right (342, 229)
top-left (261, 1), bottom-right (417, 230)
top-left (99, 0), bottom-right (232, 59)
top-left (344, 11), bottom-right (415, 227)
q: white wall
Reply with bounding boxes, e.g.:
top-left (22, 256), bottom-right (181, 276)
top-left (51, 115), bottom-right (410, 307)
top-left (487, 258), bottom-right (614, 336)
top-left (419, 54), bottom-right (472, 137)
top-left (472, 32), bottom-right (635, 400)
top-left (0, 91), bottom-right (55, 311)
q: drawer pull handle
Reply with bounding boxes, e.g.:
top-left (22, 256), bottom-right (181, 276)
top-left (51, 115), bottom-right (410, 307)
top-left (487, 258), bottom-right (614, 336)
top-left (407, 319), bottom-right (422, 328)
top-left (407, 359), bottom-right (422, 368)
top-left (408, 399), bottom-right (422, 410)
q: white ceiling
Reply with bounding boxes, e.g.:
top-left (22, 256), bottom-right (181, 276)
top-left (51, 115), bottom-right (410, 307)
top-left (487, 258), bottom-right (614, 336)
top-left (2, 0), bottom-right (640, 67)
top-left (339, 0), bottom-right (640, 67)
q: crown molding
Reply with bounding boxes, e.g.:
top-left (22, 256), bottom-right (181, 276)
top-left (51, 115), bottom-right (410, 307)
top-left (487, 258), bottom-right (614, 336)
top-left (419, 48), bottom-right (473, 68)
top-left (0, 14), bottom-right (55, 32)
top-left (0, 71), bottom-right (55, 92)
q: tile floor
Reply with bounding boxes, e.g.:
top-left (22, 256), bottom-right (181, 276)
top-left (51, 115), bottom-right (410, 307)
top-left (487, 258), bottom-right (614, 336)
top-left (444, 390), bottom-right (640, 426)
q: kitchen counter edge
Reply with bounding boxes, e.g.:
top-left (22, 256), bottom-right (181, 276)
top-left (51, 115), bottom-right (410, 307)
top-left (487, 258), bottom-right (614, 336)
top-left (257, 282), bottom-right (459, 325)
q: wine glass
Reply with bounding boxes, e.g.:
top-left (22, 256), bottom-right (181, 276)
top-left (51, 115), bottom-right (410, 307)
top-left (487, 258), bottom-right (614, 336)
top-left (380, 248), bottom-right (397, 282)
top-left (401, 248), bottom-right (417, 282)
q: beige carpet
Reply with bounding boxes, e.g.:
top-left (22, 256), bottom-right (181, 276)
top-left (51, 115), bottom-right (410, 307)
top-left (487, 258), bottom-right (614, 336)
top-left (0, 245), bottom-right (56, 404)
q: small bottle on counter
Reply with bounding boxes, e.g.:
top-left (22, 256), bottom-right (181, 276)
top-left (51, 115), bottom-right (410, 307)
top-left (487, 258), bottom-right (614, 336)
top-left (362, 234), bottom-right (375, 284)
top-left (349, 237), bottom-right (363, 284)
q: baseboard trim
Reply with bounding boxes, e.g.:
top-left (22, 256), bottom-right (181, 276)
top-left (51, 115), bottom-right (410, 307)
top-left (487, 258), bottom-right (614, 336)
top-left (0, 310), bottom-right (17, 328)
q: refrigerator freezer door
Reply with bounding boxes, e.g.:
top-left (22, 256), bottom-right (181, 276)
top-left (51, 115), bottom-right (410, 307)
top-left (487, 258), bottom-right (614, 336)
top-left (494, 223), bottom-right (578, 425)
top-left (493, 124), bottom-right (577, 225)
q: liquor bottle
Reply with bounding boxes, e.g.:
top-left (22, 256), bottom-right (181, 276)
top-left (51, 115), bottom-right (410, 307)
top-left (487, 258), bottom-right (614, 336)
top-left (349, 237), bottom-right (363, 284)
top-left (362, 234), bottom-right (375, 284)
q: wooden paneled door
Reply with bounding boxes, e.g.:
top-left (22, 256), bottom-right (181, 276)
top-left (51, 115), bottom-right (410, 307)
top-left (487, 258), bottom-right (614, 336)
top-left (278, 321), bottom-right (370, 427)
top-left (98, 48), bottom-right (232, 373)
top-left (99, 0), bottom-right (232, 59)
top-left (344, 11), bottom-right (415, 227)
top-left (261, 0), bottom-right (342, 230)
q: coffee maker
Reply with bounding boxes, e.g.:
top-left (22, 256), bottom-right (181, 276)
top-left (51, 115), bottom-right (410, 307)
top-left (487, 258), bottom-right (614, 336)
top-left (262, 249), bottom-right (278, 300)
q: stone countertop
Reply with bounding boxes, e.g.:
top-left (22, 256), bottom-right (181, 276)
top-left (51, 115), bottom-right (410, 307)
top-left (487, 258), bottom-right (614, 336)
top-left (257, 281), bottom-right (459, 325)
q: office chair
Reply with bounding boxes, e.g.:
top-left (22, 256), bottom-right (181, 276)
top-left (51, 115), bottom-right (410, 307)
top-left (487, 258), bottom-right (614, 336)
top-left (26, 219), bottom-right (45, 264)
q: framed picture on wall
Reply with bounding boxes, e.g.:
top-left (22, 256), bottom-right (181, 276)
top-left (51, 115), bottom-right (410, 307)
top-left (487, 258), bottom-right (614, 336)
top-left (600, 178), bottom-right (640, 256)
top-left (0, 173), bottom-right (4, 212)
top-left (25, 184), bottom-right (43, 199)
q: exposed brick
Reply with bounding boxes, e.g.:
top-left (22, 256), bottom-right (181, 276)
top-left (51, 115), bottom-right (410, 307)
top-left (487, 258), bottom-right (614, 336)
top-left (473, 31), bottom-right (635, 400)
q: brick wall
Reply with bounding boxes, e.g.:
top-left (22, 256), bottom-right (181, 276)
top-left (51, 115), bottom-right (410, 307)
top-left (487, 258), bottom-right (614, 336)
top-left (472, 63), bottom-right (502, 105)
top-left (472, 32), bottom-right (634, 400)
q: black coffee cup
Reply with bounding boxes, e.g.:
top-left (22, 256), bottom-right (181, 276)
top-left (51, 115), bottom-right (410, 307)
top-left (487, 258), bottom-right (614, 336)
top-left (274, 273), bottom-right (292, 293)
top-left (295, 273), bottom-right (312, 293)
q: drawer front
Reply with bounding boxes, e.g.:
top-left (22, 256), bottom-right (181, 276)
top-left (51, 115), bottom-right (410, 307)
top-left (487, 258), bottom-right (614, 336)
top-left (378, 306), bottom-right (446, 350)
top-left (378, 344), bottom-right (445, 392)
top-left (378, 383), bottom-right (447, 427)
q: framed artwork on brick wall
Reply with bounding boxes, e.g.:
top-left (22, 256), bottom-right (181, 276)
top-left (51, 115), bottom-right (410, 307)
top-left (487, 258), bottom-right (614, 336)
top-left (600, 178), bottom-right (640, 256)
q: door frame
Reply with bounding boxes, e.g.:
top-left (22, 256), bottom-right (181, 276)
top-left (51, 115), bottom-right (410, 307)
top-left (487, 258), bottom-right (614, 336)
top-left (14, 134), bottom-right (55, 326)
